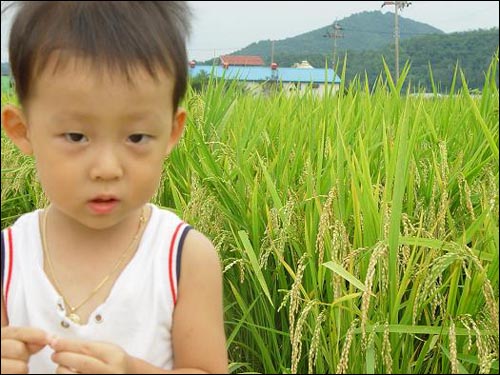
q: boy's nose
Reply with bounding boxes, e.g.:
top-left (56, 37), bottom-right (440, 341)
top-left (89, 147), bottom-right (124, 181)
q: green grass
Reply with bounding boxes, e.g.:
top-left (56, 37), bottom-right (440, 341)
top-left (2, 55), bottom-right (499, 374)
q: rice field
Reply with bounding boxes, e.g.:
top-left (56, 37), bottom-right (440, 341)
top-left (1, 56), bottom-right (499, 374)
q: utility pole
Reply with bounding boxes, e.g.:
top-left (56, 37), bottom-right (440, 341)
top-left (271, 40), bottom-right (275, 64)
top-left (323, 21), bottom-right (343, 70)
top-left (382, 1), bottom-right (411, 80)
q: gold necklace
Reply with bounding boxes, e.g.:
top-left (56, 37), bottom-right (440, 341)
top-left (41, 205), bottom-right (147, 324)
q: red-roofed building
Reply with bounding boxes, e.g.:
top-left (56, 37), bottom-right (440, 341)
top-left (220, 55), bottom-right (265, 67)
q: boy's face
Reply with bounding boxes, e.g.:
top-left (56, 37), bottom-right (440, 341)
top-left (2, 56), bottom-right (186, 229)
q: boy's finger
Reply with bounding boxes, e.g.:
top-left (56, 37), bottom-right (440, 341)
top-left (51, 337), bottom-right (95, 355)
top-left (52, 351), bottom-right (103, 374)
top-left (27, 343), bottom-right (47, 355)
top-left (1, 326), bottom-right (50, 347)
top-left (0, 358), bottom-right (29, 374)
top-left (51, 337), bottom-right (113, 362)
top-left (55, 365), bottom-right (79, 374)
top-left (1, 338), bottom-right (30, 360)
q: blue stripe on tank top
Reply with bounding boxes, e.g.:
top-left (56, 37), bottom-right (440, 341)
top-left (176, 226), bottom-right (192, 284)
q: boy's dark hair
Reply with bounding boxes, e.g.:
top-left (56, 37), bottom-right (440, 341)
top-left (3, 1), bottom-right (191, 110)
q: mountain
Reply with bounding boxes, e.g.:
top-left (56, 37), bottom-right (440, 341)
top-left (207, 11), bottom-right (444, 65)
top-left (203, 11), bottom-right (498, 91)
top-left (393, 28), bottom-right (499, 91)
top-left (300, 28), bottom-right (499, 91)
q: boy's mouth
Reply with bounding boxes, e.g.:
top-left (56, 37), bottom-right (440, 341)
top-left (88, 196), bottom-right (120, 214)
top-left (91, 197), bottom-right (117, 202)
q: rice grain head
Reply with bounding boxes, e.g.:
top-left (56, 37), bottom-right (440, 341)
top-left (361, 242), bottom-right (387, 347)
top-left (449, 318), bottom-right (458, 374)
top-left (291, 300), bottom-right (315, 374)
top-left (336, 318), bottom-right (359, 374)
top-left (289, 253), bottom-right (309, 344)
top-left (382, 320), bottom-right (393, 374)
top-left (308, 309), bottom-right (327, 374)
top-left (316, 187), bottom-right (336, 267)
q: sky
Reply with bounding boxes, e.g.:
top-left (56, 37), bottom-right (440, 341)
top-left (1, 1), bottom-right (499, 63)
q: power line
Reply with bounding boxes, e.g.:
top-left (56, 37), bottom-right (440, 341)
top-left (336, 26), bottom-right (436, 36)
top-left (190, 23), bottom-right (438, 59)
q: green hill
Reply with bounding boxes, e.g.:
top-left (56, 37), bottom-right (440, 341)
top-left (300, 28), bottom-right (499, 91)
top-left (209, 11), bottom-right (444, 64)
top-left (203, 10), bottom-right (498, 91)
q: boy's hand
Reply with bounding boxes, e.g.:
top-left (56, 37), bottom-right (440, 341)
top-left (50, 337), bottom-right (134, 374)
top-left (1, 326), bottom-right (50, 374)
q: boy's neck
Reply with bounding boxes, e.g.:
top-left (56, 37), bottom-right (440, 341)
top-left (43, 204), bottom-right (149, 254)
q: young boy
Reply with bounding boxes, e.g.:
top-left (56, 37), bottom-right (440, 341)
top-left (1, 2), bottom-right (228, 374)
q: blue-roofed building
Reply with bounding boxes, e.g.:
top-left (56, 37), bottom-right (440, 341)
top-left (188, 60), bottom-right (341, 97)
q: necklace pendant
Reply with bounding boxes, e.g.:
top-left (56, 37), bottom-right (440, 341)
top-left (68, 313), bottom-right (81, 324)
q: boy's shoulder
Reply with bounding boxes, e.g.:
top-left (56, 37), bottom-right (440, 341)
top-left (172, 222), bottom-right (219, 281)
top-left (148, 204), bottom-right (190, 233)
top-left (150, 204), bottom-right (184, 222)
top-left (150, 204), bottom-right (214, 240)
top-left (150, 204), bottom-right (218, 267)
top-left (2, 209), bottom-right (42, 233)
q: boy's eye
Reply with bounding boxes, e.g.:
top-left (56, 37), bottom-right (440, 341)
top-left (64, 133), bottom-right (87, 143)
top-left (128, 134), bottom-right (150, 144)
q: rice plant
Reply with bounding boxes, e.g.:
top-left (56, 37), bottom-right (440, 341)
top-left (2, 54), bottom-right (498, 374)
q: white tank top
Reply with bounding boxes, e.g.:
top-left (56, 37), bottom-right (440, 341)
top-left (1, 204), bottom-right (191, 374)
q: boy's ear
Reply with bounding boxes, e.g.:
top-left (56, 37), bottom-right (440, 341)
top-left (2, 105), bottom-right (33, 155)
top-left (165, 107), bottom-right (187, 156)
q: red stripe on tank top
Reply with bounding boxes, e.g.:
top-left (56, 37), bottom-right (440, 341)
top-left (169, 222), bottom-right (184, 305)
